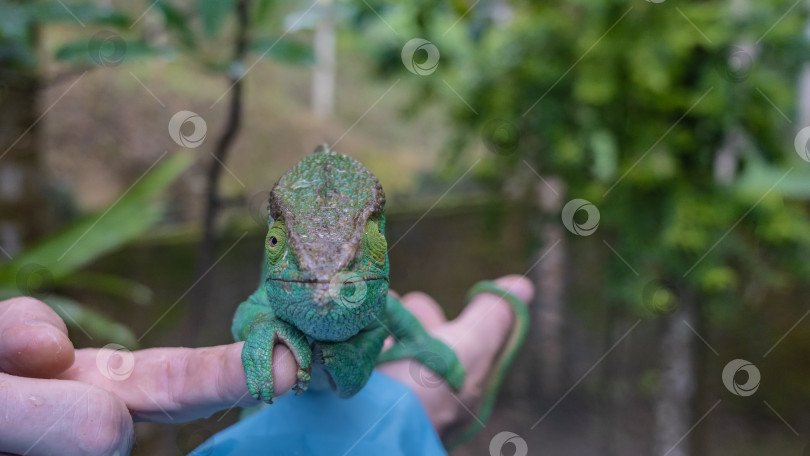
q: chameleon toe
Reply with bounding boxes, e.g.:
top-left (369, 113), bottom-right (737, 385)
top-left (293, 368), bottom-right (311, 395)
top-left (242, 323), bottom-right (278, 404)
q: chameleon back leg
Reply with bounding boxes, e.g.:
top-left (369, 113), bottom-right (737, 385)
top-left (377, 282), bottom-right (529, 449)
top-left (377, 295), bottom-right (465, 391)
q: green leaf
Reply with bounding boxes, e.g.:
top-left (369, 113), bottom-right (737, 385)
top-left (253, 0), bottom-right (276, 25)
top-left (44, 295), bottom-right (139, 348)
top-left (0, 2), bottom-right (38, 68)
top-left (54, 38), bottom-right (171, 66)
top-left (198, 0), bottom-right (234, 38)
top-left (3, 152), bottom-right (192, 280)
top-left (0, 2), bottom-right (33, 40)
top-left (26, 2), bottom-right (130, 27)
top-left (249, 37), bottom-right (314, 65)
top-left (157, 0), bottom-right (197, 50)
top-left (590, 129), bottom-right (617, 182)
top-left (736, 162), bottom-right (810, 199)
top-left (54, 272), bottom-right (153, 305)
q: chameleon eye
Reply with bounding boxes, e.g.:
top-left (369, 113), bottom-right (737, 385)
top-left (267, 218), bottom-right (288, 264)
top-left (363, 219), bottom-right (386, 266)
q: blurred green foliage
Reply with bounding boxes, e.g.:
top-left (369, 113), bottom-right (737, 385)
top-left (0, 1), bottom-right (130, 69)
top-left (0, 0), bottom-right (314, 74)
top-left (0, 152), bottom-right (193, 347)
top-left (367, 0), bottom-right (810, 317)
top-left (357, 0), bottom-right (810, 420)
top-left (0, 0), bottom-right (318, 346)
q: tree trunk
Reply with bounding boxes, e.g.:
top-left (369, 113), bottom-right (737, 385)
top-left (796, 61), bottom-right (810, 127)
top-left (600, 301), bottom-right (624, 456)
top-left (186, 0), bottom-right (249, 344)
top-left (529, 176), bottom-right (566, 398)
top-left (0, 66), bottom-right (47, 259)
top-left (653, 290), bottom-right (697, 456)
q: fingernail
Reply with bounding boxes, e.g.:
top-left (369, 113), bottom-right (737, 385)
top-left (23, 319), bottom-right (57, 328)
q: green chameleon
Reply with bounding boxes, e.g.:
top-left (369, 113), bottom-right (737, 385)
top-left (232, 145), bottom-right (528, 446)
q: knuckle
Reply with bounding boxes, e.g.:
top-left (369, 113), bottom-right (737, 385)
top-left (25, 385), bottom-right (135, 456)
top-left (77, 387), bottom-right (133, 455)
top-left (0, 297), bottom-right (67, 334)
top-left (0, 377), bottom-right (133, 456)
top-left (2, 296), bottom-right (50, 317)
top-left (156, 351), bottom-right (188, 411)
top-left (401, 291), bottom-right (429, 302)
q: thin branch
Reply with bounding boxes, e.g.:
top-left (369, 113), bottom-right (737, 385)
top-left (187, 0), bottom-right (251, 343)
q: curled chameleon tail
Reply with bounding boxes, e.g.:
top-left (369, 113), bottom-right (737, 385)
top-left (445, 281), bottom-right (530, 449)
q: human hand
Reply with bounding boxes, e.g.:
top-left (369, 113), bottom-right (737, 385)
top-left (0, 275), bottom-right (531, 455)
top-left (0, 297), bottom-right (300, 456)
top-left (0, 296), bottom-right (133, 456)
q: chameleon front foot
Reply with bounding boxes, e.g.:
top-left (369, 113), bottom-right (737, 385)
top-left (241, 318), bottom-right (313, 404)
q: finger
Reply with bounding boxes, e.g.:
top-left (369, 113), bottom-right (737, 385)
top-left (60, 342), bottom-right (298, 423)
top-left (400, 291), bottom-right (447, 329)
top-left (0, 297), bottom-right (74, 378)
top-left (451, 275), bottom-right (534, 333)
top-left (0, 373), bottom-right (133, 456)
top-left (492, 275), bottom-right (534, 304)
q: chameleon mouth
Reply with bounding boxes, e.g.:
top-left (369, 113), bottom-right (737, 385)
top-left (266, 275), bottom-right (388, 341)
top-left (268, 276), bottom-right (387, 285)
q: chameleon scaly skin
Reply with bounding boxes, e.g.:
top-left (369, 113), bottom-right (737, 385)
top-left (232, 146), bottom-right (532, 447)
top-left (232, 146), bottom-right (464, 402)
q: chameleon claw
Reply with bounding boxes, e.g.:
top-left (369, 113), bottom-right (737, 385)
top-left (293, 367), bottom-right (311, 395)
top-left (240, 318), bottom-right (313, 404)
top-left (311, 344), bottom-right (324, 364)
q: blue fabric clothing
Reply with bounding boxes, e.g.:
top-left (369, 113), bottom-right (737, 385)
top-left (193, 371), bottom-right (446, 456)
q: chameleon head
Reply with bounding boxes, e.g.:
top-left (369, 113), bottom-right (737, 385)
top-left (262, 146), bottom-right (389, 342)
